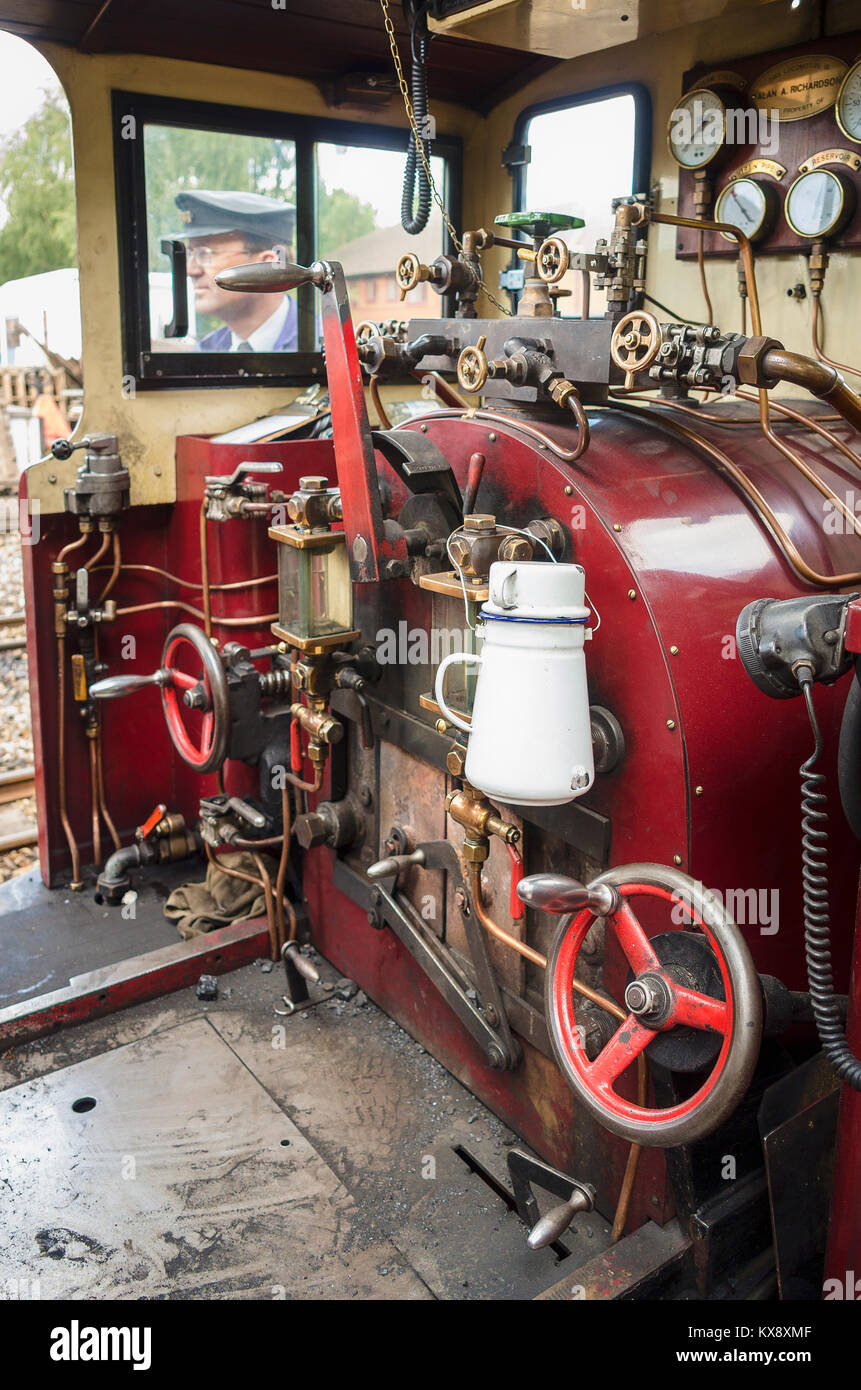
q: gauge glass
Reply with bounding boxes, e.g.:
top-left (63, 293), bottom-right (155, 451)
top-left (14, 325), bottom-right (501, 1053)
top-left (668, 88), bottom-right (726, 169)
top-left (836, 58), bottom-right (861, 143)
top-left (716, 178), bottom-right (768, 240)
top-left (785, 169), bottom-right (847, 239)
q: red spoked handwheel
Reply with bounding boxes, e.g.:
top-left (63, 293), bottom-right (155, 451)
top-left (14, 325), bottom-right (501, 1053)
top-left (545, 863), bottom-right (762, 1148)
top-left (160, 624), bottom-right (230, 774)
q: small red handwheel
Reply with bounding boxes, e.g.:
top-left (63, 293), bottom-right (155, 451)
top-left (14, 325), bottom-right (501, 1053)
top-left (545, 863), bottom-right (762, 1148)
top-left (160, 623), bottom-right (230, 774)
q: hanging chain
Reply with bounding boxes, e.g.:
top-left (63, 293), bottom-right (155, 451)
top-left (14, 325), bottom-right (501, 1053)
top-left (378, 0), bottom-right (512, 316)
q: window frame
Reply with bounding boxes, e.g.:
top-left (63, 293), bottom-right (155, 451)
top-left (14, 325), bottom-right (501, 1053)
top-left (507, 82), bottom-right (652, 311)
top-left (113, 91), bottom-right (463, 390)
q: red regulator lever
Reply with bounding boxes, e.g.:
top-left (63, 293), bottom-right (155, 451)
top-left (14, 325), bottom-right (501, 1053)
top-left (522, 863), bottom-right (763, 1148)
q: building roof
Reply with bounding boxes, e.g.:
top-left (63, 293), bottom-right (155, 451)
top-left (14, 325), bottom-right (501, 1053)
top-left (328, 221), bottom-right (443, 279)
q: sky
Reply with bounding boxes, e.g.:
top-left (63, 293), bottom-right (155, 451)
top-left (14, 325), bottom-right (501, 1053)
top-left (0, 32), bottom-right (62, 142)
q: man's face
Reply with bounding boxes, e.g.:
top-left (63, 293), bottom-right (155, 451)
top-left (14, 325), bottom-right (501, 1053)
top-left (186, 233), bottom-right (277, 316)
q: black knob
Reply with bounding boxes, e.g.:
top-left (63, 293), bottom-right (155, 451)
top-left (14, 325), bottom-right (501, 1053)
top-left (51, 438), bottom-right (74, 461)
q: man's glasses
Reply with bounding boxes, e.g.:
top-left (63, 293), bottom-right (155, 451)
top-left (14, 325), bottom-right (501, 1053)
top-left (186, 243), bottom-right (252, 270)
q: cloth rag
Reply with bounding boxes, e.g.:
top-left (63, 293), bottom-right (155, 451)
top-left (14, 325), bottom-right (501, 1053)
top-left (164, 851), bottom-right (279, 939)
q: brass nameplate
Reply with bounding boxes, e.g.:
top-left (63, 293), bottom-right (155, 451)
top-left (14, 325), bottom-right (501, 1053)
top-left (798, 147), bottom-right (861, 173)
top-left (728, 158), bottom-right (787, 182)
top-left (689, 70), bottom-right (747, 93)
top-left (751, 55), bottom-right (848, 121)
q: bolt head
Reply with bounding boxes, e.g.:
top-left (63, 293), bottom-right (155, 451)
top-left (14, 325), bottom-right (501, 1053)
top-left (300, 476), bottom-right (327, 491)
top-left (464, 513), bottom-right (495, 531)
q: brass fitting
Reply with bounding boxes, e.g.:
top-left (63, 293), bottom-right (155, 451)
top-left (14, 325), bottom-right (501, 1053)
top-left (737, 335), bottom-right (783, 388)
top-left (445, 785), bottom-right (520, 848)
top-left (290, 701), bottom-right (343, 746)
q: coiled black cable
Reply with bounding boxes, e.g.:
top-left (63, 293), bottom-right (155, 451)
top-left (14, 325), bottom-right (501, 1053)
top-left (401, 13), bottom-right (432, 235)
top-left (799, 671), bottom-right (861, 1090)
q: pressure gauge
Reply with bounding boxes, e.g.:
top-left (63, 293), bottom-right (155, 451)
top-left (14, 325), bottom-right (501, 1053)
top-left (836, 58), bottom-right (861, 143)
top-left (784, 167), bottom-right (855, 239)
top-left (715, 177), bottom-right (777, 242)
top-left (667, 87), bottom-right (726, 170)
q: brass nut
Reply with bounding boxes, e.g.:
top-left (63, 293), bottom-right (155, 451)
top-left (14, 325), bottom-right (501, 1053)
top-left (462, 837), bottom-right (489, 864)
top-left (464, 513), bottom-right (495, 531)
top-left (736, 336), bottom-right (782, 388)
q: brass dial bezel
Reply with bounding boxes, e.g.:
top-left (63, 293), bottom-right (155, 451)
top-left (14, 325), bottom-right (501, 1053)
top-left (835, 57), bottom-right (861, 145)
top-left (784, 167), bottom-right (853, 240)
top-left (667, 87), bottom-right (728, 171)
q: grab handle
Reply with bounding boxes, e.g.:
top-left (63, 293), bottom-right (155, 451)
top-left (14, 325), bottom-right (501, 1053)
top-left (434, 652), bottom-right (482, 734)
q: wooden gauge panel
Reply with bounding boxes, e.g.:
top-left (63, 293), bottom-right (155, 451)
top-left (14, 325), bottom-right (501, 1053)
top-left (674, 33), bottom-right (861, 259)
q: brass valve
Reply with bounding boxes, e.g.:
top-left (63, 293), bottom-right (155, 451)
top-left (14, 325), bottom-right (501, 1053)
top-left (290, 700), bottom-right (343, 747)
top-left (535, 236), bottom-right (570, 284)
top-left (396, 252), bottom-right (438, 301)
top-left (445, 784), bottom-right (520, 863)
top-left (456, 336), bottom-right (488, 393)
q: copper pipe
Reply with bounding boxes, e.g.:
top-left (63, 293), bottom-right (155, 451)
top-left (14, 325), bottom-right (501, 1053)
top-left (250, 851), bottom-right (280, 958)
top-left (369, 375), bottom-right (392, 430)
top-left (99, 530), bottom-right (122, 602)
top-left (763, 347), bottom-right (861, 434)
top-left (56, 527), bottom-right (91, 565)
top-left (697, 231), bottom-right (714, 325)
top-left (611, 1057), bottom-right (647, 1243)
top-left (812, 295), bottom-right (861, 383)
top-left (56, 633), bottom-right (82, 886)
top-left (83, 528), bottom-right (111, 572)
top-left (616, 387), bottom-right (861, 473)
top-left (606, 399), bottom-right (861, 587)
top-left (205, 843), bottom-right (279, 961)
top-left (285, 763), bottom-right (323, 794)
top-left (91, 563), bottom-right (277, 592)
top-left (114, 600), bottom-right (278, 626)
top-left (416, 369), bottom-right (471, 410)
top-left (408, 407), bottom-right (591, 464)
top-left (199, 501), bottom-right (212, 639)
top-left (91, 626), bottom-right (121, 854)
top-left (88, 734), bottom-right (102, 869)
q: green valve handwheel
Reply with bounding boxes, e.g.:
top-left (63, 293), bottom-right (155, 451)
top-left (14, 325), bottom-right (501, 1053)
top-left (495, 211), bottom-right (585, 238)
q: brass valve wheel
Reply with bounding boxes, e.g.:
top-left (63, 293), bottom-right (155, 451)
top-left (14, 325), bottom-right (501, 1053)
top-left (395, 252), bottom-right (426, 300)
top-left (354, 320), bottom-right (379, 346)
top-left (610, 310), bottom-right (662, 388)
top-left (536, 235), bottom-right (570, 284)
top-left (456, 336), bottom-right (489, 394)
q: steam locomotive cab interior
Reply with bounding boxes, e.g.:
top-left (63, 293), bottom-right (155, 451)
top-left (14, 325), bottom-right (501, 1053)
top-left (3, 0), bottom-right (861, 1307)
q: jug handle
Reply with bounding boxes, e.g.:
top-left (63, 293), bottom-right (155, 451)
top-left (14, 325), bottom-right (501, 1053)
top-left (434, 652), bottom-right (482, 734)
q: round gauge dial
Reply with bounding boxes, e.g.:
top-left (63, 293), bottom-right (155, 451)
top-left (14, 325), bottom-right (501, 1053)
top-left (667, 88), bottom-right (727, 170)
top-left (784, 168), bottom-right (855, 239)
top-left (715, 177), bottom-right (776, 242)
top-left (836, 58), bottom-right (861, 143)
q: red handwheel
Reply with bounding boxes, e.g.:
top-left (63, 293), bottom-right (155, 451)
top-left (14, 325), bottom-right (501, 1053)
top-left (542, 864), bottom-right (763, 1148)
top-left (160, 624), bottom-right (230, 774)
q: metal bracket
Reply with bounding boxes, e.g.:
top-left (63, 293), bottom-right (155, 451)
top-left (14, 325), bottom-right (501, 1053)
top-left (341, 843), bottom-right (519, 1070)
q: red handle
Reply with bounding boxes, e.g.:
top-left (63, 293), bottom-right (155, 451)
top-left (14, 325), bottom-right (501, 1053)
top-left (507, 843), bottom-right (524, 921)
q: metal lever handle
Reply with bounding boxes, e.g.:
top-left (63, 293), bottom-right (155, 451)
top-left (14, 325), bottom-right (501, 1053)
top-left (282, 941), bottom-right (321, 984)
top-left (527, 1189), bottom-right (593, 1251)
top-left (215, 260), bottom-right (330, 294)
top-left (225, 797), bottom-right (266, 829)
top-left (366, 849), bottom-right (426, 881)
top-left (89, 670), bottom-right (171, 699)
top-left (517, 873), bottom-right (618, 916)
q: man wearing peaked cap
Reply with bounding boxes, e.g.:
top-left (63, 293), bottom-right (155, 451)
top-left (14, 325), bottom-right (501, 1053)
top-left (172, 190), bottom-right (298, 352)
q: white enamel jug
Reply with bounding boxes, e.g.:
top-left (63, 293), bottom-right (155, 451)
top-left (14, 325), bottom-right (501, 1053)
top-left (434, 561), bottom-right (594, 807)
